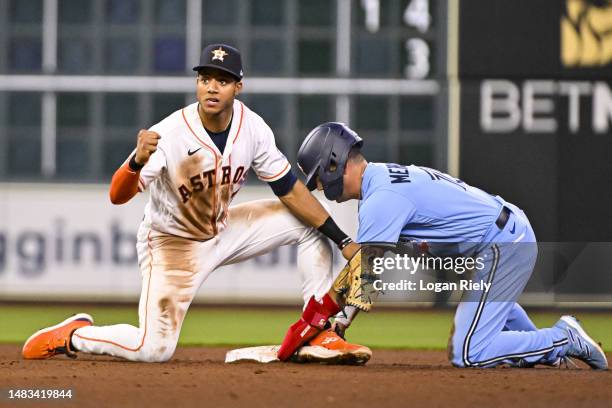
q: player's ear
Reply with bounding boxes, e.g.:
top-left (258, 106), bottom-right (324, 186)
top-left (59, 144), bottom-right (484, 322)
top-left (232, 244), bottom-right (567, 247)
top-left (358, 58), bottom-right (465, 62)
top-left (234, 81), bottom-right (243, 96)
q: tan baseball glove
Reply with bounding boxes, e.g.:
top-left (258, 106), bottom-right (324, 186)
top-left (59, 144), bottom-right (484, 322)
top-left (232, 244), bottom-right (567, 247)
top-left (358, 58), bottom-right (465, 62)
top-left (331, 247), bottom-right (379, 312)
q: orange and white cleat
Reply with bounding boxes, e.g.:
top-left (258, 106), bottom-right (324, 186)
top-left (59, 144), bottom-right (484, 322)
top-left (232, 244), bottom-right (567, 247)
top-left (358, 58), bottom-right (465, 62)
top-left (295, 329), bottom-right (372, 365)
top-left (22, 313), bottom-right (93, 360)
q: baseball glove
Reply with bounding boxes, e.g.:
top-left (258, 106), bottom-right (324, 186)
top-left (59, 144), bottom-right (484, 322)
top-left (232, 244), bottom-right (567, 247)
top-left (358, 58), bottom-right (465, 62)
top-left (331, 247), bottom-right (379, 312)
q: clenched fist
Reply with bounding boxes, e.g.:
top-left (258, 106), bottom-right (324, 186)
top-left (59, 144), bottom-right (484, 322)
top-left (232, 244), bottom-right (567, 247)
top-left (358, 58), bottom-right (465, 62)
top-left (134, 129), bottom-right (161, 166)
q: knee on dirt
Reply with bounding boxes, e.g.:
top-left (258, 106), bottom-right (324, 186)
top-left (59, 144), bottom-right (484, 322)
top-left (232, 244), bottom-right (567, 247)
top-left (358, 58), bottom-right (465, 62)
top-left (447, 324), bottom-right (470, 368)
top-left (448, 345), bottom-right (470, 368)
top-left (448, 340), bottom-right (489, 368)
top-left (138, 339), bottom-right (177, 363)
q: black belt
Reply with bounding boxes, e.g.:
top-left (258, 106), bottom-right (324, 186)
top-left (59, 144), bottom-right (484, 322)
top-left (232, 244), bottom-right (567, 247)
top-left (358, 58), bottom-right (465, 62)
top-left (495, 206), bottom-right (511, 230)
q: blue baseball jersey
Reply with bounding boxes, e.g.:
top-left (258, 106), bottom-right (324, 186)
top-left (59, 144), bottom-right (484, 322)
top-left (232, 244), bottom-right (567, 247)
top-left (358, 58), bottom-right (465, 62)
top-left (357, 162), bottom-right (508, 245)
top-left (357, 163), bottom-right (567, 368)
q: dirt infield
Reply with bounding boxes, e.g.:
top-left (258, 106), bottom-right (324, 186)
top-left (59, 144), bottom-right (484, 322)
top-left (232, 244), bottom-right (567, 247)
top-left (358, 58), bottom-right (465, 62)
top-left (0, 345), bottom-right (610, 408)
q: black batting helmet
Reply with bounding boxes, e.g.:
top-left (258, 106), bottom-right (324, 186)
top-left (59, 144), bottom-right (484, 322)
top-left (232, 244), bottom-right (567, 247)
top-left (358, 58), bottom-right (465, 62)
top-left (297, 122), bottom-right (363, 200)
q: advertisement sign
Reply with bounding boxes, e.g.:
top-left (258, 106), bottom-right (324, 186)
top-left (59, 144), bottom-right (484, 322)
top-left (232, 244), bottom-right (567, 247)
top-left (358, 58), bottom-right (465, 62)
top-left (0, 184), bottom-right (357, 303)
top-left (459, 0), bottom-right (612, 241)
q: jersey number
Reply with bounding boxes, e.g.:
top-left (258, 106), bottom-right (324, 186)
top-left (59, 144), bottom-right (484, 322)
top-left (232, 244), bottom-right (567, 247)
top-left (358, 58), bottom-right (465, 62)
top-left (419, 167), bottom-right (466, 190)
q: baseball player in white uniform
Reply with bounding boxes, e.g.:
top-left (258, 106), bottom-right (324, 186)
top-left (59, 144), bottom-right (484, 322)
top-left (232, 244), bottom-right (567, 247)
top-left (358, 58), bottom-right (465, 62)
top-left (22, 44), bottom-right (369, 363)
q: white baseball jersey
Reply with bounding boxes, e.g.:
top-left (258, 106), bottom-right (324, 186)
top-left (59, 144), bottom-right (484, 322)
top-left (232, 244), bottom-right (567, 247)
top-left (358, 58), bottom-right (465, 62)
top-left (130, 100), bottom-right (291, 240)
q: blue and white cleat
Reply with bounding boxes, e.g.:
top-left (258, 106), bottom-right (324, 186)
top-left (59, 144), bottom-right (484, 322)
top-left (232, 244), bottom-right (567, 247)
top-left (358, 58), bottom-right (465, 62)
top-left (554, 315), bottom-right (608, 370)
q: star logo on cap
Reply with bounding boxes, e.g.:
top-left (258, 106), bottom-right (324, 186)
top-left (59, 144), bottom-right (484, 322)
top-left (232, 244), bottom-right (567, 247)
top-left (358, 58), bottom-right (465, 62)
top-left (211, 47), bottom-right (228, 62)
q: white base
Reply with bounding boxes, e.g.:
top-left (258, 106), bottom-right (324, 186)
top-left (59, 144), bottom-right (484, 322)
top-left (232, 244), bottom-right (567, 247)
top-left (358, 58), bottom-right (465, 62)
top-left (225, 345), bottom-right (282, 363)
top-left (225, 345), bottom-right (370, 365)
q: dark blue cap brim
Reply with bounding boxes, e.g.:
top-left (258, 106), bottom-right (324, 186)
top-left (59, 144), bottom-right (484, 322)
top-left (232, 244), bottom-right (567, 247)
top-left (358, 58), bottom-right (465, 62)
top-left (192, 64), bottom-right (242, 81)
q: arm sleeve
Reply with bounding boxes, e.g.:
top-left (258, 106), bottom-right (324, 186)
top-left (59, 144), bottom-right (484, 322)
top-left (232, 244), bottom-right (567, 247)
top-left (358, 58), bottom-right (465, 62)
top-left (109, 160), bottom-right (140, 204)
top-left (268, 170), bottom-right (298, 196)
top-left (357, 190), bottom-right (417, 244)
top-left (251, 122), bottom-right (291, 182)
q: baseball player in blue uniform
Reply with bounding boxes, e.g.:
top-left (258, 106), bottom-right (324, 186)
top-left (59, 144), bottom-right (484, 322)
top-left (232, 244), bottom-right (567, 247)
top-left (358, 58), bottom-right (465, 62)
top-left (293, 122), bottom-right (608, 369)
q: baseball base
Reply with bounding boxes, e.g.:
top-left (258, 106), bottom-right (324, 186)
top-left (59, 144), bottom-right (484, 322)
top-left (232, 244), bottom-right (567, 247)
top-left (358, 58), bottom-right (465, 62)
top-left (225, 345), bottom-right (349, 364)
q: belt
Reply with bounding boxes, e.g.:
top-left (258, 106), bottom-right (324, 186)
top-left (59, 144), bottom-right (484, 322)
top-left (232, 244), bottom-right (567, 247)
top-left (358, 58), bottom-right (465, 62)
top-left (495, 206), bottom-right (511, 230)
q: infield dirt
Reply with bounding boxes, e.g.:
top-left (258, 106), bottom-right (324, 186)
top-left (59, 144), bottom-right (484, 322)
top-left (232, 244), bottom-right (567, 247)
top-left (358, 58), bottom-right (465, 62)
top-left (1, 345), bottom-right (610, 408)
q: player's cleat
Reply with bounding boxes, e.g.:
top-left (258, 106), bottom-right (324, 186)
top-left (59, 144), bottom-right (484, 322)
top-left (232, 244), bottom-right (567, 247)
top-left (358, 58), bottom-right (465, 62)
top-left (277, 294), bottom-right (340, 361)
top-left (296, 329), bottom-right (372, 365)
top-left (554, 315), bottom-right (608, 370)
top-left (22, 313), bottom-right (93, 360)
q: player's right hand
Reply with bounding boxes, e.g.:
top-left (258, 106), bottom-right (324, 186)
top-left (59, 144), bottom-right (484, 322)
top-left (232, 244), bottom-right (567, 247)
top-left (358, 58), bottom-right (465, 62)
top-left (134, 129), bottom-right (161, 166)
top-left (341, 241), bottom-right (360, 261)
